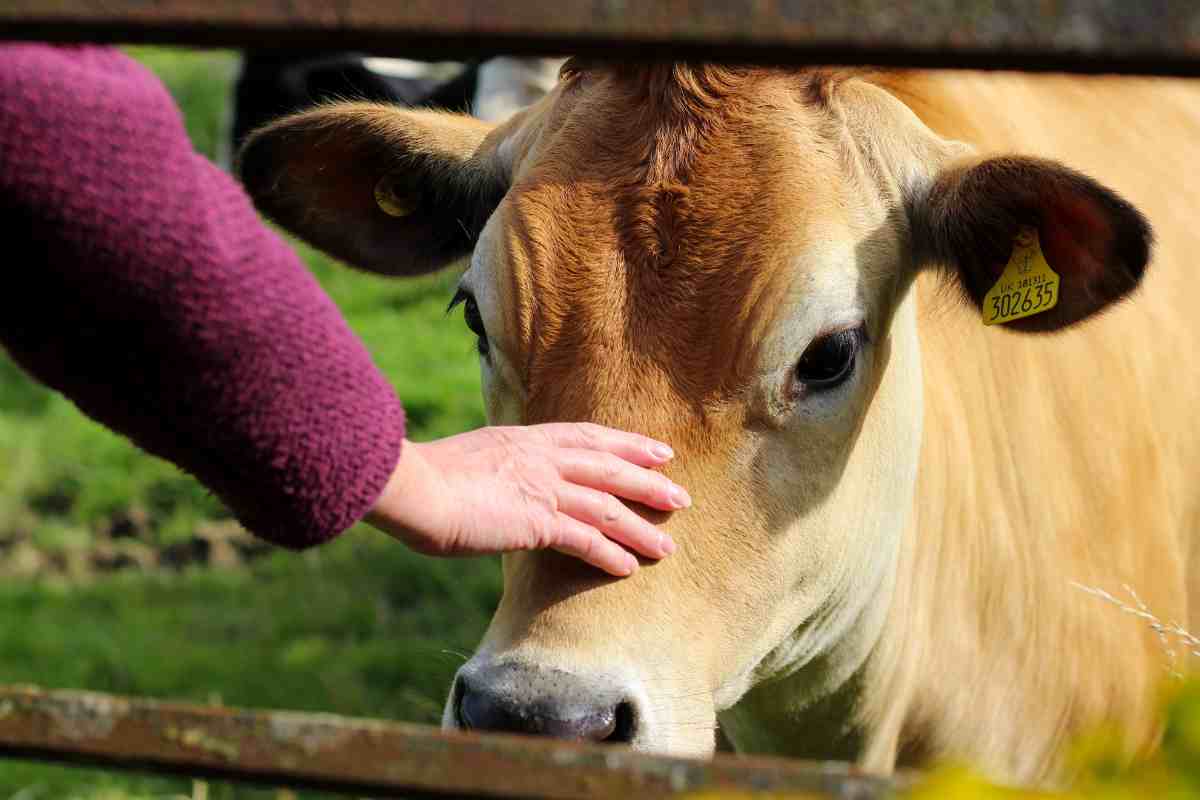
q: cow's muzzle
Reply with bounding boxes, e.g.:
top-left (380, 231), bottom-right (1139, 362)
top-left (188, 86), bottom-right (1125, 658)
top-left (449, 661), bottom-right (638, 743)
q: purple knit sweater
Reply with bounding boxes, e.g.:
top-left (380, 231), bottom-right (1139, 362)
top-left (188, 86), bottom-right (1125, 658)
top-left (0, 44), bottom-right (405, 548)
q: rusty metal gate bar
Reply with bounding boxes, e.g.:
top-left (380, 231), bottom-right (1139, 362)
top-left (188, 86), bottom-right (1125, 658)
top-left (1, 0), bottom-right (1200, 75)
top-left (0, 687), bottom-right (892, 798)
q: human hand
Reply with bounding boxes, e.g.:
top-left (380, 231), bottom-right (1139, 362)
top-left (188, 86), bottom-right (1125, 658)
top-left (364, 424), bottom-right (688, 576)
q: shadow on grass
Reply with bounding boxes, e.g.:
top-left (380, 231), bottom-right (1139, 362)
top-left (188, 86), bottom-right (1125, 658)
top-left (0, 357), bottom-right (53, 417)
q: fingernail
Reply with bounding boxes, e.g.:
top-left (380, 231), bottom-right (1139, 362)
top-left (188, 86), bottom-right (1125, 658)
top-left (659, 533), bottom-right (677, 556)
top-left (623, 555), bottom-right (640, 575)
top-left (650, 443), bottom-right (675, 461)
top-left (669, 485), bottom-right (692, 509)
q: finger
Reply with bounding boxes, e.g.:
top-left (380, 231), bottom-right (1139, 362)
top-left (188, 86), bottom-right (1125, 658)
top-left (550, 513), bottom-right (640, 577)
top-left (555, 483), bottom-right (676, 559)
top-left (555, 449), bottom-right (691, 512)
top-left (527, 422), bottom-right (675, 467)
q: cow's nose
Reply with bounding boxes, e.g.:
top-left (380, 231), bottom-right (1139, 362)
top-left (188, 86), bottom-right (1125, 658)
top-left (453, 663), bottom-right (637, 743)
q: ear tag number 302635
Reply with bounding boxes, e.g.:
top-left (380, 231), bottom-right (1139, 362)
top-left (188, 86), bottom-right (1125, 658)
top-left (982, 227), bottom-right (1060, 326)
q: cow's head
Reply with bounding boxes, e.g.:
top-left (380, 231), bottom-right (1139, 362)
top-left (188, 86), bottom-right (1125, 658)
top-left (240, 63), bottom-right (1150, 756)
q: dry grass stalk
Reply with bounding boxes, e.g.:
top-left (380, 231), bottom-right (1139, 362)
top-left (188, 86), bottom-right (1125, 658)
top-left (1072, 582), bottom-right (1200, 678)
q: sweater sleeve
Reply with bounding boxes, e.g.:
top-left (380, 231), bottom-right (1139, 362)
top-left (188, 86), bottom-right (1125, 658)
top-left (0, 44), bottom-right (405, 548)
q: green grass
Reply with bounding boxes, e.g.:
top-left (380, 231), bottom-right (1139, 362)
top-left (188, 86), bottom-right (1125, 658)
top-left (0, 538), bottom-right (500, 798)
top-left (0, 47), bottom-right (497, 797)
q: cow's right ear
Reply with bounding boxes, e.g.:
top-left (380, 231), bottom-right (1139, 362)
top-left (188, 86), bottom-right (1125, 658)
top-left (237, 103), bottom-right (510, 276)
top-left (910, 154), bottom-right (1152, 332)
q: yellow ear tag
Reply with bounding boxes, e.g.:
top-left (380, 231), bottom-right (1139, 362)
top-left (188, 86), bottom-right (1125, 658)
top-left (373, 173), bottom-right (418, 218)
top-left (982, 227), bottom-right (1060, 326)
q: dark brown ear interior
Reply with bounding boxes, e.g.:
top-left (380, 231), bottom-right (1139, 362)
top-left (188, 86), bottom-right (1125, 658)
top-left (237, 103), bottom-right (508, 276)
top-left (914, 155), bottom-right (1153, 332)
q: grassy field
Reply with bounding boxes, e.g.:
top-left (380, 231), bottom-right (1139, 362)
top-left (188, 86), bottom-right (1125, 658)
top-left (0, 47), bottom-right (498, 798)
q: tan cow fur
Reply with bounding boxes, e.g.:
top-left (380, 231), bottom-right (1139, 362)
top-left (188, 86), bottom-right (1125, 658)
top-left (859, 70), bottom-right (1200, 778)
top-left (239, 65), bottom-right (1200, 785)
top-left (477, 67), bottom-right (1199, 781)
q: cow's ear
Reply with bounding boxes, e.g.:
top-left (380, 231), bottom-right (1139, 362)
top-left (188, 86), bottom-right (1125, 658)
top-left (911, 155), bottom-right (1152, 331)
top-left (237, 103), bottom-right (509, 276)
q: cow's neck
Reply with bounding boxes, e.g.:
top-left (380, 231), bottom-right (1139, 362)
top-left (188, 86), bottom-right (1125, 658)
top-left (716, 575), bottom-right (897, 761)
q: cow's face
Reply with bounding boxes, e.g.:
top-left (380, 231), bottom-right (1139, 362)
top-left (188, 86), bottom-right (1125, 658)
top-left (240, 63), bottom-right (1149, 756)
top-left (436, 66), bottom-right (944, 756)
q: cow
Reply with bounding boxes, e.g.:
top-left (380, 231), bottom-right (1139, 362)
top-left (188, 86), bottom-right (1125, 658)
top-left (237, 60), bottom-right (1200, 784)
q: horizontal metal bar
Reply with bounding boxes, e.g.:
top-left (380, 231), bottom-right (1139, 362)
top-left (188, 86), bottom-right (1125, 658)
top-left (0, 686), bottom-right (892, 799)
top-left (1, 0), bottom-right (1199, 75)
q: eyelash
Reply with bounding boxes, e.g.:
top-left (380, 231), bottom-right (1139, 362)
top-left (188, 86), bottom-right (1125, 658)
top-left (448, 288), bottom-right (490, 358)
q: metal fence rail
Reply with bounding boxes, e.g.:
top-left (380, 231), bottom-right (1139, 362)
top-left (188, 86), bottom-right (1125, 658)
top-left (0, 687), bottom-right (892, 798)
top-left (2, 0), bottom-right (1200, 75)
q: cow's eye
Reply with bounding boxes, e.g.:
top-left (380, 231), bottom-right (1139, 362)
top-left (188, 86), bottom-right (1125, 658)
top-left (794, 327), bottom-right (863, 391)
top-left (448, 288), bottom-right (490, 358)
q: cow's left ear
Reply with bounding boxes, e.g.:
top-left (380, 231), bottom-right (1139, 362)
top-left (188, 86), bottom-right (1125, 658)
top-left (911, 155), bottom-right (1153, 331)
top-left (237, 103), bottom-right (513, 277)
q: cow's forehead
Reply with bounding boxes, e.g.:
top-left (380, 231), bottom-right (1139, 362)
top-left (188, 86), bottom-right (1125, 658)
top-left (477, 65), bottom-right (872, 434)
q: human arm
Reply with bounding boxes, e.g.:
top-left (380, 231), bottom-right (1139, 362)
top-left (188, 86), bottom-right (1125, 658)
top-left (0, 44), bottom-right (684, 572)
top-left (0, 43), bottom-right (404, 547)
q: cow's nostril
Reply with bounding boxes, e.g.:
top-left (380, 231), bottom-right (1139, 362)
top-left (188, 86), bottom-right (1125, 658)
top-left (605, 701), bottom-right (637, 743)
top-left (454, 670), bottom-right (636, 743)
top-left (452, 675), bottom-right (469, 729)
